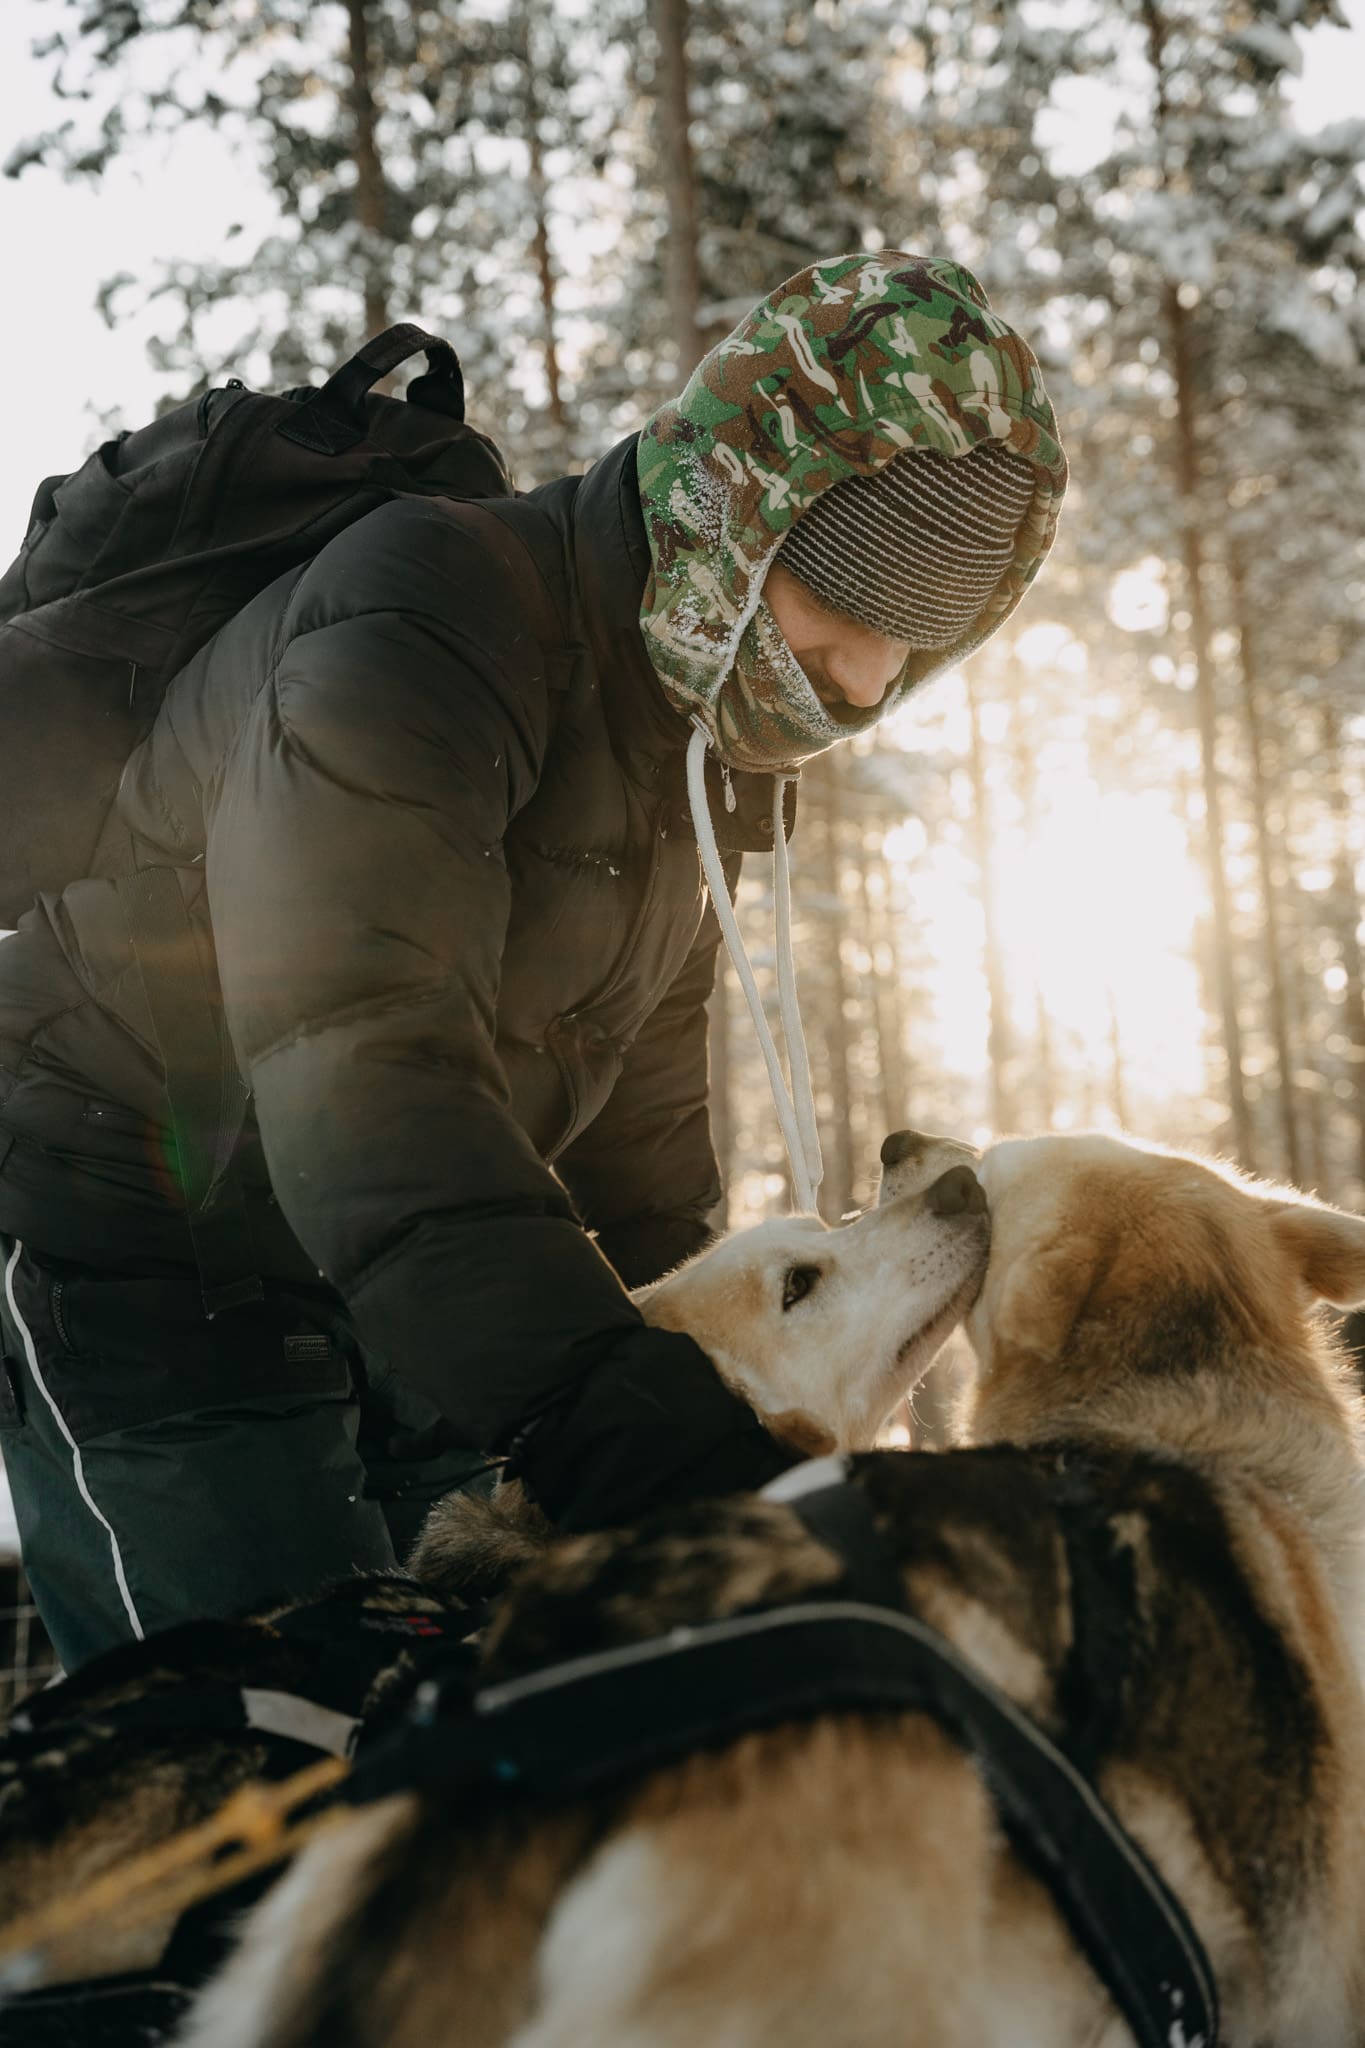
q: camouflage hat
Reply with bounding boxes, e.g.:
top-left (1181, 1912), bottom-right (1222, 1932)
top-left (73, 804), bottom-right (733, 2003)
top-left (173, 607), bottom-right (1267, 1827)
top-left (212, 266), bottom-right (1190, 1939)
top-left (636, 250), bottom-right (1068, 773)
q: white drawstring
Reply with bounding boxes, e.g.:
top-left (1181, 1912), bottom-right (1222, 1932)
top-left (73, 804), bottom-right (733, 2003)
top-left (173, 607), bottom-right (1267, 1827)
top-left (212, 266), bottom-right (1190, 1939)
top-left (686, 724), bottom-right (824, 1213)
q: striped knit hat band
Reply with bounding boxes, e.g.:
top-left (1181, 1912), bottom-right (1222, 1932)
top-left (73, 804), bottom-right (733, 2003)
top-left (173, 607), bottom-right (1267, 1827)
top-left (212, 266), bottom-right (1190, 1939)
top-left (777, 440), bottom-right (1038, 650)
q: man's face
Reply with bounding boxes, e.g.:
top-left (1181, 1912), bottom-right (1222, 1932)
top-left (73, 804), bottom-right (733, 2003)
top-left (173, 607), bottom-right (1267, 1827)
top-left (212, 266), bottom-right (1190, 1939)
top-left (764, 560), bottom-right (911, 713)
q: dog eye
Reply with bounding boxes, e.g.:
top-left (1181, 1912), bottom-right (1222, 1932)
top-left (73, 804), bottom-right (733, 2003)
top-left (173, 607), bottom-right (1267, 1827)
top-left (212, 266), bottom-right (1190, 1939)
top-left (782, 1265), bottom-right (821, 1311)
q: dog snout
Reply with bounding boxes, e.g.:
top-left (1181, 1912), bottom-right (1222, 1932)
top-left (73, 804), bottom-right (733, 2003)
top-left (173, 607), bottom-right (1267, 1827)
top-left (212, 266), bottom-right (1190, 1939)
top-left (881, 1129), bottom-right (941, 1168)
top-left (926, 1164), bottom-right (987, 1219)
top-left (879, 1129), bottom-right (982, 1207)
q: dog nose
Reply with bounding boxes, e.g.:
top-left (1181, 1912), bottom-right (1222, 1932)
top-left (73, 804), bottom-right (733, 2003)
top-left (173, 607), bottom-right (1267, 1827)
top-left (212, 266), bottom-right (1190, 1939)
top-left (926, 1165), bottom-right (987, 1219)
top-left (882, 1129), bottom-right (935, 1168)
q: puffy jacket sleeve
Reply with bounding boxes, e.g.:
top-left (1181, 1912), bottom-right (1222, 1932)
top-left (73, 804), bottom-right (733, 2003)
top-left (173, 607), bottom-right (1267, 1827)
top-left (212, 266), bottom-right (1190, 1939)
top-left (204, 499), bottom-right (642, 1448)
top-left (557, 853), bottom-right (740, 1287)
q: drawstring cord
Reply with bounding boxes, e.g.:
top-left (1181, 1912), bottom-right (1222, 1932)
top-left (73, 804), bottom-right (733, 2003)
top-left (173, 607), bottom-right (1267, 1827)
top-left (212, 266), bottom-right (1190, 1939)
top-left (686, 724), bottom-right (824, 1213)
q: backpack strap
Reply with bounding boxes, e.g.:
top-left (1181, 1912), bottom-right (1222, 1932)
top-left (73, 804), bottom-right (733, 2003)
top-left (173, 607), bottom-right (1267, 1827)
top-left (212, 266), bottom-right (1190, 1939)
top-left (276, 325), bottom-right (465, 457)
top-left (117, 867), bottom-right (262, 1319)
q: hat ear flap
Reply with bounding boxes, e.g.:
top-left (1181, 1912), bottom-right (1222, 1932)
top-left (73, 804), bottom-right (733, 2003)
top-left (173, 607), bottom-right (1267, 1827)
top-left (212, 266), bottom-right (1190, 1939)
top-left (1270, 1200), bottom-right (1365, 1309)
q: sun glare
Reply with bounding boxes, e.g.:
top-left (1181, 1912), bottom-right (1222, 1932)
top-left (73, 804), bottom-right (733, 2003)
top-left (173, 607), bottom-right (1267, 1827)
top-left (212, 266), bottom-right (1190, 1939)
top-left (882, 677), bottom-right (1211, 1132)
top-left (1106, 558), bottom-right (1169, 635)
top-left (994, 782), bottom-right (1207, 1108)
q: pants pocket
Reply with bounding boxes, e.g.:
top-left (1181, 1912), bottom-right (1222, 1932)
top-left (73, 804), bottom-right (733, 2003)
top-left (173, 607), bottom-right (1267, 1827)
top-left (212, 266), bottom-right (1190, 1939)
top-left (0, 1244), bottom-right (395, 1668)
top-left (25, 1262), bottom-right (353, 1443)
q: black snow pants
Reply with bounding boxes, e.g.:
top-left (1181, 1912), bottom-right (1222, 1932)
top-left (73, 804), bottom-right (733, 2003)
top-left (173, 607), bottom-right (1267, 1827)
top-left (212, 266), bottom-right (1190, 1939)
top-left (0, 1239), bottom-right (485, 1671)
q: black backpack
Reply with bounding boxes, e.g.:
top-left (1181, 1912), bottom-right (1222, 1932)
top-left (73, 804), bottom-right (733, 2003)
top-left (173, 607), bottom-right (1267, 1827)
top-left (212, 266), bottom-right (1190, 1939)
top-left (0, 324), bottom-right (511, 1315)
top-left (0, 323), bottom-right (510, 928)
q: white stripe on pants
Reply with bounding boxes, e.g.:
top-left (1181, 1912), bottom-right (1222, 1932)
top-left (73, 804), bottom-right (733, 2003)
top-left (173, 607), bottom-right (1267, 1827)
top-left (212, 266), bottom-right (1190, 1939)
top-left (2, 1239), bottom-right (145, 1640)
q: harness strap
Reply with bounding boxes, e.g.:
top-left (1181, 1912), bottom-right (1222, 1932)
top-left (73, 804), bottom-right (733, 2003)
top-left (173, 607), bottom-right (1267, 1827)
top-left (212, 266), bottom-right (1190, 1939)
top-left (347, 1479), bottom-right (1218, 2048)
top-left (788, 1478), bottom-right (1219, 2048)
top-left (5, 1679), bottom-right (357, 1771)
top-left (1046, 1453), bottom-right (1142, 1778)
top-left (3, 1588), bottom-right (473, 1772)
top-left (786, 1468), bottom-right (905, 1611)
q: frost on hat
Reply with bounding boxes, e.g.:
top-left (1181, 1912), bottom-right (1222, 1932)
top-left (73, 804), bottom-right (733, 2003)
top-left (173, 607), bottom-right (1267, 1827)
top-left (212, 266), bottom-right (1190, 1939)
top-left (636, 250), bottom-right (1068, 772)
top-left (777, 440), bottom-right (1038, 650)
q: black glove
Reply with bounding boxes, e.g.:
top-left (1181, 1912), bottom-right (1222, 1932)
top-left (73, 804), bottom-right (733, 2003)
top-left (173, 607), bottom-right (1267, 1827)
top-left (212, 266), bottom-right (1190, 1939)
top-left (506, 1326), bottom-right (800, 1532)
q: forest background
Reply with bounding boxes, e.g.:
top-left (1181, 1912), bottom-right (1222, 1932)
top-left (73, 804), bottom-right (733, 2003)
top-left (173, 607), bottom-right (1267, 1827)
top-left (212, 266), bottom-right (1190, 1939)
top-left (3, 0), bottom-right (1364, 1234)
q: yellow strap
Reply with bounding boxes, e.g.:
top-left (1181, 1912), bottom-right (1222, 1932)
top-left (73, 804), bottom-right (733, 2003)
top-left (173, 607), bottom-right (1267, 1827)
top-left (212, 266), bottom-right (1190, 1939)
top-left (0, 1753), bottom-right (350, 1994)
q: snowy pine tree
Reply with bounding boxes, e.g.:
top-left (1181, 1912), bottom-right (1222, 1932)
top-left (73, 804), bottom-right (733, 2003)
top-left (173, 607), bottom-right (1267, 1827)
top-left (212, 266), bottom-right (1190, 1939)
top-left (9, 0), bottom-right (623, 472)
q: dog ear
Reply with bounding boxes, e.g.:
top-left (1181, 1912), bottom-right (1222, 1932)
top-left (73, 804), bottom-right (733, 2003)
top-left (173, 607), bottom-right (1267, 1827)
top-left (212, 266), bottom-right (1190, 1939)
top-left (990, 1235), bottom-right (1108, 1365)
top-left (1270, 1199), bottom-right (1365, 1308)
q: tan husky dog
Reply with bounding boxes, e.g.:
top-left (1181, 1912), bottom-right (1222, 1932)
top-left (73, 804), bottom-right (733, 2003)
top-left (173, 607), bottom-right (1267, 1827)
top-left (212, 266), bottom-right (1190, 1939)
top-left (180, 1133), bottom-right (1365, 2048)
top-left (0, 1137), bottom-right (985, 1991)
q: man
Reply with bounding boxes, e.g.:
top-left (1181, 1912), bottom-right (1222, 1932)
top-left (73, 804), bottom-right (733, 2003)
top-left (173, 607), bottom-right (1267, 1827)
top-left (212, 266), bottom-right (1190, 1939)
top-left (0, 252), bottom-right (1066, 1668)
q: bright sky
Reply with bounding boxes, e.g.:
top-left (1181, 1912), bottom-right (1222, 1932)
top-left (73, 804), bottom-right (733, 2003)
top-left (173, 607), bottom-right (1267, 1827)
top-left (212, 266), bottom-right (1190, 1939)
top-left (1, 0), bottom-right (1362, 555)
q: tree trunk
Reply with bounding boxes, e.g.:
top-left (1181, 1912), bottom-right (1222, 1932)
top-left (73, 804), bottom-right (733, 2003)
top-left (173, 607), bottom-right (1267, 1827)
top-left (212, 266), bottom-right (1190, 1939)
top-left (1321, 704), bottom-right (1365, 1200)
top-left (1279, 802), bottom-right (1333, 1200)
top-left (1032, 990), bottom-right (1057, 1131)
top-left (518, 5), bottom-right (569, 446)
top-left (707, 972), bottom-right (734, 1230)
top-left (964, 672), bottom-right (1014, 1134)
top-left (853, 846), bottom-right (910, 1143)
top-left (1228, 547), bottom-right (1300, 1181)
top-left (879, 871), bottom-right (913, 1140)
top-left (1170, 380), bottom-right (1253, 1161)
top-left (1140, 0), bottom-right (1253, 1165)
top-left (345, 0), bottom-right (390, 339)
top-left (810, 755), bottom-right (857, 1219)
top-left (1010, 712), bottom-right (1056, 1130)
top-left (1107, 985), bottom-right (1129, 1130)
top-left (1164, 290), bottom-right (1251, 1160)
top-left (650, 0), bottom-right (705, 378)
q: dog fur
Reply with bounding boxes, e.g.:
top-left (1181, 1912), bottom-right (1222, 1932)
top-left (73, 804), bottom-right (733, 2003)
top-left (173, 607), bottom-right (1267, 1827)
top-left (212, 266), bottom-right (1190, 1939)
top-left (411, 1131), bottom-right (987, 1601)
top-left (0, 1135), bottom-right (985, 1989)
top-left (0, 1574), bottom-right (461, 1983)
top-left (638, 1132), bottom-right (986, 1455)
top-left (177, 1132), bottom-right (1365, 2048)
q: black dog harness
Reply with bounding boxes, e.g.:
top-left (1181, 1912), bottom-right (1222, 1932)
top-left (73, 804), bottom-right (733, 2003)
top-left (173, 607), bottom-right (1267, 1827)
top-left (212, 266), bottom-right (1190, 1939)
top-left (0, 1588), bottom-right (472, 2041)
top-left (2, 1584), bottom-right (464, 1777)
top-left (348, 1474), bottom-right (1218, 2048)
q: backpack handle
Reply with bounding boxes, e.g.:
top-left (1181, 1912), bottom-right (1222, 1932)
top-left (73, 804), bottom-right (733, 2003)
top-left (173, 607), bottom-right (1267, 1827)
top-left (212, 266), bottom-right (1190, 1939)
top-left (277, 324), bottom-right (466, 455)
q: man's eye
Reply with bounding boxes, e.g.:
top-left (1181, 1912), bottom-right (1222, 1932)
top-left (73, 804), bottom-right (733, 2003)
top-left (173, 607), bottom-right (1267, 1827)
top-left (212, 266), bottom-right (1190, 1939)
top-left (782, 1265), bottom-right (821, 1311)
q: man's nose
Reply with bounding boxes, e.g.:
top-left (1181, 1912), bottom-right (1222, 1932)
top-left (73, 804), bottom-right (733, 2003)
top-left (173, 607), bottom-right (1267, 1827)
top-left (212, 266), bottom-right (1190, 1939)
top-left (824, 635), bottom-right (907, 708)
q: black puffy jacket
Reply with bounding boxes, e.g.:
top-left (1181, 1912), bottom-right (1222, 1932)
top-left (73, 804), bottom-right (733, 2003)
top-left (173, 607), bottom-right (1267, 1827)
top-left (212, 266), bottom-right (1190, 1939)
top-left (0, 436), bottom-right (790, 1467)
